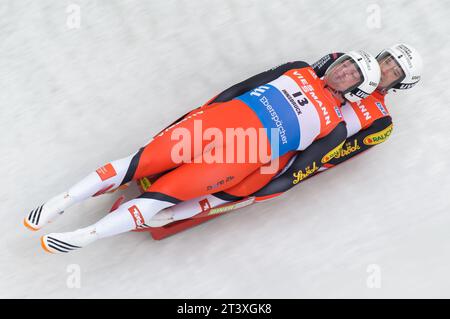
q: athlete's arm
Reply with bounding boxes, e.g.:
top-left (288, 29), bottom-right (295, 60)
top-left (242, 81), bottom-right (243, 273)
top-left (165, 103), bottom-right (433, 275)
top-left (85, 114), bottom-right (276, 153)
top-left (155, 61), bottom-right (310, 137)
top-left (311, 52), bottom-right (344, 77)
top-left (207, 61), bottom-right (310, 104)
top-left (251, 122), bottom-right (347, 198)
top-left (326, 116), bottom-right (393, 167)
top-left (157, 54), bottom-right (339, 135)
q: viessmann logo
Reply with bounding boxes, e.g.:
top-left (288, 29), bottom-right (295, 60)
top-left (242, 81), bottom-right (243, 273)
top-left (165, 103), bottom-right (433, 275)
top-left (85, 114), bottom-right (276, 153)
top-left (363, 124), bottom-right (393, 145)
top-left (292, 70), bottom-right (331, 125)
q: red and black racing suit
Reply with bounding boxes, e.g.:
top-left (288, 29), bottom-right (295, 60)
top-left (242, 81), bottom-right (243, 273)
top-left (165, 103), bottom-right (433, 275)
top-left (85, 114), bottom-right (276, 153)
top-left (215, 53), bottom-right (393, 201)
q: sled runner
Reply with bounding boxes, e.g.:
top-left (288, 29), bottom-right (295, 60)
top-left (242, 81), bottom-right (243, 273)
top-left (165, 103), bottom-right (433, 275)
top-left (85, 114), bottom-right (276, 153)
top-left (108, 176), bottom-right (260, 240)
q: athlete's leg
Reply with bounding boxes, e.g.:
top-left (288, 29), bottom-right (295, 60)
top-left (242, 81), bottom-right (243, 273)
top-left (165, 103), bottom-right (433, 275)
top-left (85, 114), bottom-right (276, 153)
top-left (25, 100), bottom-right (264, 231)
top-left (131, 100), bottom-right (265, 179)
top-left (40, 147), bottom-right (269, 253)
top-left (24, 151), bottom-right (141, 231)
top-left (220, 151), bottom-right (297, 198)
top-left (146, 151), bottom-right (297, 225)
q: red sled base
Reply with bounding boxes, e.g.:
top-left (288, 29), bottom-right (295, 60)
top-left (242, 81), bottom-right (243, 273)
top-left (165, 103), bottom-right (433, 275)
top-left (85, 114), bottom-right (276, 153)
top-left (145, 214), bottom-right (225, 240)
top-left (108, 178), bottom-right (261, 240)
top-left (145, 196), bottom-right (257, 240)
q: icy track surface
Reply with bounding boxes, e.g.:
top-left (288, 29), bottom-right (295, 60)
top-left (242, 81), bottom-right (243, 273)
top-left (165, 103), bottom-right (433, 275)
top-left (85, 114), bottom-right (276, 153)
top-left (1, 0), bottom-right (449, 298)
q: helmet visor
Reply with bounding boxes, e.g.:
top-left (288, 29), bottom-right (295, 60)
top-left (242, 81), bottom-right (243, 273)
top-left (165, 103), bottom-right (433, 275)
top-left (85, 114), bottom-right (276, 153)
top-left (324, 56), bottom-right (364, 94)
top-left (376, 52), bottom-right (405, 90)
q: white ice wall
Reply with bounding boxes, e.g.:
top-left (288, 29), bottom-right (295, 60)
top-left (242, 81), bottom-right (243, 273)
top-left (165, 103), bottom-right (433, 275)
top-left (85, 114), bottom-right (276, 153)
top-left (0, 0), bottom-right (449, 298)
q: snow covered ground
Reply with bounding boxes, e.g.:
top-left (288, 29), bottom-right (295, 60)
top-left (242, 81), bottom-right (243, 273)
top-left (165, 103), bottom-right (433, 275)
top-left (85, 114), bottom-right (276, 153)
top-left (1, 0), bottom-right (449, 298)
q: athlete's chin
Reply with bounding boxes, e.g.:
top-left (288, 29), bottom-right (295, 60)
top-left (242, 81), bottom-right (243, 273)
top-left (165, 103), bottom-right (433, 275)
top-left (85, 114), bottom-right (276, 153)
top-left (328, 81), bottom-right (343, 92)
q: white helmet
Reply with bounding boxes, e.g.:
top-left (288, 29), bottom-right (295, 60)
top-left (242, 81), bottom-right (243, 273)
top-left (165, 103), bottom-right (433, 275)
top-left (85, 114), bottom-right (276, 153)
top-left (325, 50), bottom-right (381, 102)
top-left (376, 43), bottom-right (423, 90)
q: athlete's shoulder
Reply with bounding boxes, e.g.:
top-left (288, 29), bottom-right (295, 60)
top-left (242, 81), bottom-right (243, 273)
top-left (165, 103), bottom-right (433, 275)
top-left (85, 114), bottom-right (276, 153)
top-left (271, 61), bottom-right (311, 72)
top-left (371, 91), bottom-right (390, 117)
top-left (348, 91), bottom-right (391, 130)
top-left (365, 91), bottom-right (391, 119)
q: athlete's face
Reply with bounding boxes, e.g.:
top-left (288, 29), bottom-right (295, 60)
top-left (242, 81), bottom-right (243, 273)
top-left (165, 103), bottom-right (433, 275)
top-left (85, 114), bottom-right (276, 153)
top-left (325, 59), bottom-right (362, 92)
top-left (378, 55), bottom-right (404, 90)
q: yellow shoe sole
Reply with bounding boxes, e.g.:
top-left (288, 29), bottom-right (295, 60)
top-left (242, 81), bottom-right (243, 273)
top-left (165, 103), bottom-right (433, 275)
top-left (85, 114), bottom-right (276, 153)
top-left (23, 218), bottom-right (39, 232)
top-left (40, 236), bottom-right (54, 254)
